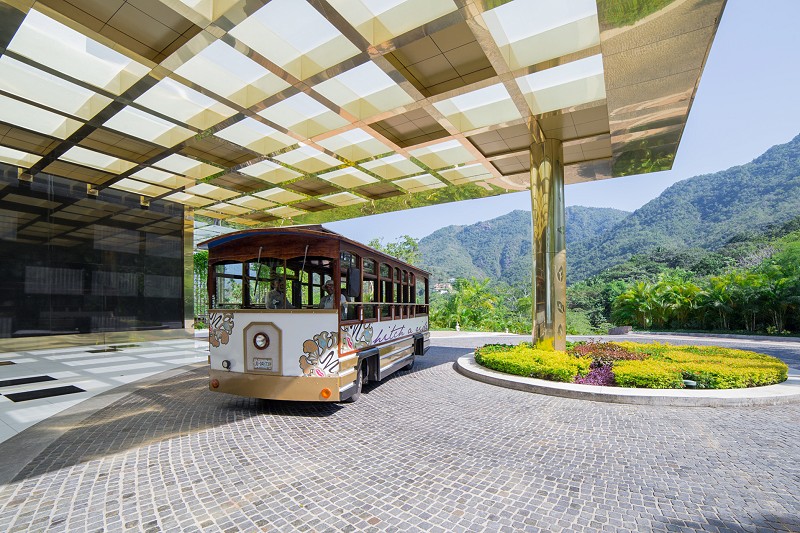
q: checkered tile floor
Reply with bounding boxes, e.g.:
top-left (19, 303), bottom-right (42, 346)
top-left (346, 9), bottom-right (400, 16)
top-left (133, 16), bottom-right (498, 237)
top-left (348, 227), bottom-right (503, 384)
top-left (0, 339), bottom-right (208, 444)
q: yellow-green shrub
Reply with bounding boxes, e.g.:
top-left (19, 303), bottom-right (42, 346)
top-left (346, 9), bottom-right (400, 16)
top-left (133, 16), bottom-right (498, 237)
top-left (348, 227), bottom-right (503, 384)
top-left (475, 342), bottom-right (788, 389)
top-left (612, 343), bottom-right (787, 388)
top-left (475, 344), bottom-right (591, 382)
top-left (653, 347), bottom-right (788, 388)
top-left (679, 363), bottom-right (787, 389)
top-left (613, 359), bottom-right (684, 388)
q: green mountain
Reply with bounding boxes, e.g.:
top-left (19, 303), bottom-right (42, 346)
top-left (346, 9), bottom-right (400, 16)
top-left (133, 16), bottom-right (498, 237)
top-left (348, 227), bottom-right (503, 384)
top-left (418, 207), bottom-right (629, 284)
top-left (569, 133), bottom-right (800, 280)
top-left (418, 133), bottom-right (800, 284)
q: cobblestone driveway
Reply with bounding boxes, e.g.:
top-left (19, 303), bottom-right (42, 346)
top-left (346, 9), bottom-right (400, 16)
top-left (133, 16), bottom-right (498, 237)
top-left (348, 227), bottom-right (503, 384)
top-left (0, 335), bottom-right (798, 532)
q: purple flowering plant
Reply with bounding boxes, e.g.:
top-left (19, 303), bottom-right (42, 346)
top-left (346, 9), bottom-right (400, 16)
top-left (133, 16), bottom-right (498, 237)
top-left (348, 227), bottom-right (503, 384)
top-left (573, 364), bottom-right (615, 386)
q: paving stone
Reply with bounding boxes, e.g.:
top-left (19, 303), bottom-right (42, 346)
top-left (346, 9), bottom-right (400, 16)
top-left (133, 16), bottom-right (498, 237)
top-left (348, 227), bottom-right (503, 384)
top-left (0, 336), bottom-right (798, 532)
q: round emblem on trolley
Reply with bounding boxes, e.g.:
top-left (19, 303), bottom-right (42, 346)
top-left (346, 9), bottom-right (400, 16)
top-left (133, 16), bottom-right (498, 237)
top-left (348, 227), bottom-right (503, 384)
top-left (253, 332), bottom-right (270, 350)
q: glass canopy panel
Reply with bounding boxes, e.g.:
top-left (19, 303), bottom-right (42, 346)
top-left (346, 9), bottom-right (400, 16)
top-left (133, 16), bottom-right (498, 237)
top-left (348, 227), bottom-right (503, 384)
top-left (393, 174), bottom-right (446, 192)
top-left (205, 202), bottom-right (251, 216)
top-left (258, 92), bottom-right (349, 140)
top-left (439, 163), bottom-right (492, 185)
top-left (253, 188), bottom-right (306, 204)
top-left (173, 40), bottom-right (291, 108)
top-left (0, 94), bottom-right (83, 139)
top-left (313, 61), bottom-right (415, 121)
top-left (184, 183), bottom-right (238, 200)
top-left (0, 56), bottom-right (112, 121)
top-left (102, 107), bottom-right (195, 147)
top-left (267, 205), bottom-right (306, 219)
top-left (194, 209), bottom-right (227, 220)
top-left (7, 10), bottom-right (149, 95)
top-left (163, 191), bottom-right (214, 207)
top-left (273, 144), bottom-right (341, 174)
top-left (60, 146), bottom-right (137, 174)
top-left (516, 55), bottom-right (606, 115)
top-left (409, 139), bottom-right (475, 169)
top-left (110, 178), bottom-right (171, 197)
top-left (228, 196), bottom-right (276, 210)
top-left (214, 118), bottom-right (297, 156)
top-left (327, 0), bottom-right (457, 45)
top-left (432, 83), bottom-right (522, 133)
top-left (319, 191), bottom-right (367, 207)
top-left (228, 0), bottom-right (360, 81)
top-left (360, 154), bottom-right (423, 180)
top-left (0, 146), bottom-right (42, 167)
top-left (319, 168), bottom-right (378, 188)
top-left (238, 159), bottom-right (302, 184)
top-left (316, 128), bottom-right (393, 161)
top-left (482, 0), bottom-right (600, 70)
top-left (134, 78), bottom-right (236, 130)
top-left (226, 217), bottom-right (261, 226)
top-left (130, 167), bottom-right (194, 189)
top-left (153, 154), bottom-right (221, 179)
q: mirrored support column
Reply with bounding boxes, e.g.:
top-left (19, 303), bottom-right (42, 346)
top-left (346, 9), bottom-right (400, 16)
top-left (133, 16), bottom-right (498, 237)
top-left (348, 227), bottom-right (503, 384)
top-left (183, 209), bottom-right (195, 331)
top-left (529, 139), bottom-right (566, 351)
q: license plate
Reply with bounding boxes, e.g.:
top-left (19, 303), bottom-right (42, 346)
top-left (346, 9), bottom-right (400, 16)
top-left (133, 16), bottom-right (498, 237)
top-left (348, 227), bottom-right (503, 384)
top-left (253, 358), bottom-right (273, 371)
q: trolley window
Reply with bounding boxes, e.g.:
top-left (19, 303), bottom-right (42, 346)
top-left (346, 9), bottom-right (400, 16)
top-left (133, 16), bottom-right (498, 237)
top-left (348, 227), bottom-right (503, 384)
top-left (379, 263), bottom-right (392, 319)
top-left (214, 262), bottom-right (243, 308)
top-left (363, 259), bottom-right (377, 320)
top-left (340, 251), bottom-right (359, 320)
top-left (416, 276), bottom-right (428, 314)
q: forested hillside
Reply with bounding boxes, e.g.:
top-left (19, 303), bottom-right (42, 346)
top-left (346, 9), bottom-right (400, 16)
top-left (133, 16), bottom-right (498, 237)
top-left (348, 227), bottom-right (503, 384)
top-left (569, 133), bottom-right (800, 280)
top-left (422, 212), bottom-right (800, 336)
top-left (418, 207), bottom-right (629, 284)
top-left (418, 133), bottom-right (800, 284)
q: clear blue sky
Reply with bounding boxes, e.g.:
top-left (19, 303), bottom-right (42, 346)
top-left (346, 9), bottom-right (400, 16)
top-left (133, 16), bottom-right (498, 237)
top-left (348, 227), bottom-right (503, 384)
top-left (329, 0), bottom-right (800, 245)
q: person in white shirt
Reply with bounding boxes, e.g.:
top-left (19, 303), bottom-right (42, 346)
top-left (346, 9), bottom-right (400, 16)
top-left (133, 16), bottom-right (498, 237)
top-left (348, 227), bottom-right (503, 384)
top-left (319, 279), bottom-right (345, 309)
top-left (265, 279), bottom-right (293, 309)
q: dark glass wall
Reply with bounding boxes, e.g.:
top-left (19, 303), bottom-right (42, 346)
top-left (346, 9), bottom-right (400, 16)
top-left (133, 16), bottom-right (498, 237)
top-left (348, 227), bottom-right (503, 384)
top-left (0, 164), bottom-right (185, 338)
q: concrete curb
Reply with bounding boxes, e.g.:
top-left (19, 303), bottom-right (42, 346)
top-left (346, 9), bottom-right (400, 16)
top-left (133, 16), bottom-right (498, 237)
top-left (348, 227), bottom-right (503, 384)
top-left (455, 355), bottom-right (800, 407)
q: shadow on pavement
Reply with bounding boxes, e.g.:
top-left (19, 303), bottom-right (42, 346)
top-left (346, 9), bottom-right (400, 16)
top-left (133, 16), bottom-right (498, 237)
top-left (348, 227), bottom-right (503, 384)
top-left (2, 366), bottom-right (343, 484)
top-left (3, 344), bottom-right (493, 483)
top-left (664, 512), bottom-right (800, 532)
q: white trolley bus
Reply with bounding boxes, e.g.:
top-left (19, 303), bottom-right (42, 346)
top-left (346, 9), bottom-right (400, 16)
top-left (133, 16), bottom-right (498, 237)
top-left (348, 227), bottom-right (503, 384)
top-left (200, 226), bottom-right (430, 402)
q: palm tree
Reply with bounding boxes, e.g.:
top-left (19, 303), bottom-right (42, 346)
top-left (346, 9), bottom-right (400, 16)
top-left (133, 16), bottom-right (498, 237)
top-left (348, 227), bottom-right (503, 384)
top-left (612, 281), bottom-right (654, 329)
top-left (727, 271), bottom-right (764, 332)
top-left (703, 275), bottom-right (735, 330)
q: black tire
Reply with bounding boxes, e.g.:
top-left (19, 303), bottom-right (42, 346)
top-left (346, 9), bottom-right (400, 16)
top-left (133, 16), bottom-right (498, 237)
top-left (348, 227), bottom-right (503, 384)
top-left (345, 362), bottom-right (365, 403)
top-left (403, 355), bottom-right (415, 371)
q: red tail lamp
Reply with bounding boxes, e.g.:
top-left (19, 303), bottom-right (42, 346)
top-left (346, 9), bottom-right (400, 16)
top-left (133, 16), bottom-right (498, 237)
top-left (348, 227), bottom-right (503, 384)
top-left (210, 379), bottom-right (220, 389)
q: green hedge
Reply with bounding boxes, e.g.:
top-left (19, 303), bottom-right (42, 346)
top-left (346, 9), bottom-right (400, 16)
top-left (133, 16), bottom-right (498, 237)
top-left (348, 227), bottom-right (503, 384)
top-left (474, 342), bottom-right (788, 389)
top-left (613, 359), bottom-right (684, 388)
top-left (475, 344), bottom-right (591, 383)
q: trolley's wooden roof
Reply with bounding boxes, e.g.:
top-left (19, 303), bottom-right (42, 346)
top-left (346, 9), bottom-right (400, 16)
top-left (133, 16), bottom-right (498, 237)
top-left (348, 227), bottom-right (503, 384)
top-left (200, 225), bottom-right (430, 275)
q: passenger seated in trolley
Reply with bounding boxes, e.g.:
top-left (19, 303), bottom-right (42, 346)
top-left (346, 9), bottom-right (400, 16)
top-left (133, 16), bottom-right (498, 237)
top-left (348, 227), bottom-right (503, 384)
top-left (265, 278), bottom-right (293, 309)
top-left (319, 278), bottom-right (345, 310)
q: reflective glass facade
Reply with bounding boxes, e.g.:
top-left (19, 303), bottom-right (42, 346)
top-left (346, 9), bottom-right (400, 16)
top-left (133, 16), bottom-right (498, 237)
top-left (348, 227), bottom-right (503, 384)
top-left (0, 164), bottom-right (185, 340)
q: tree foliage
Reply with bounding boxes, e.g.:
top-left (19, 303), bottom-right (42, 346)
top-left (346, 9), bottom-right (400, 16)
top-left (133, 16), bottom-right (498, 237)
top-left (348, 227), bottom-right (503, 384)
top-left (368, 235), bottom-right (420, 265)
top-left (430, 278), bottom-right (533, 334)
top-left (607, 229), bottom-right (800, 334)
top-left (193, 250), bottom-right (209, 323)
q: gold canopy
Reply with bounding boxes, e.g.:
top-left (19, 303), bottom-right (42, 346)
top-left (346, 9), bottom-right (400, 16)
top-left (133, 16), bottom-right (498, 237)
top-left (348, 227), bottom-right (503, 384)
top-left (0, 0), bottom-right (725, 230)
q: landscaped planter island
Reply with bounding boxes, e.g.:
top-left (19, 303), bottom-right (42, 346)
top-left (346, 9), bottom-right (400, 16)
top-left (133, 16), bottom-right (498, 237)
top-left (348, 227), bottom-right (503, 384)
top-left (474, 341), bottom-right (789, 389)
